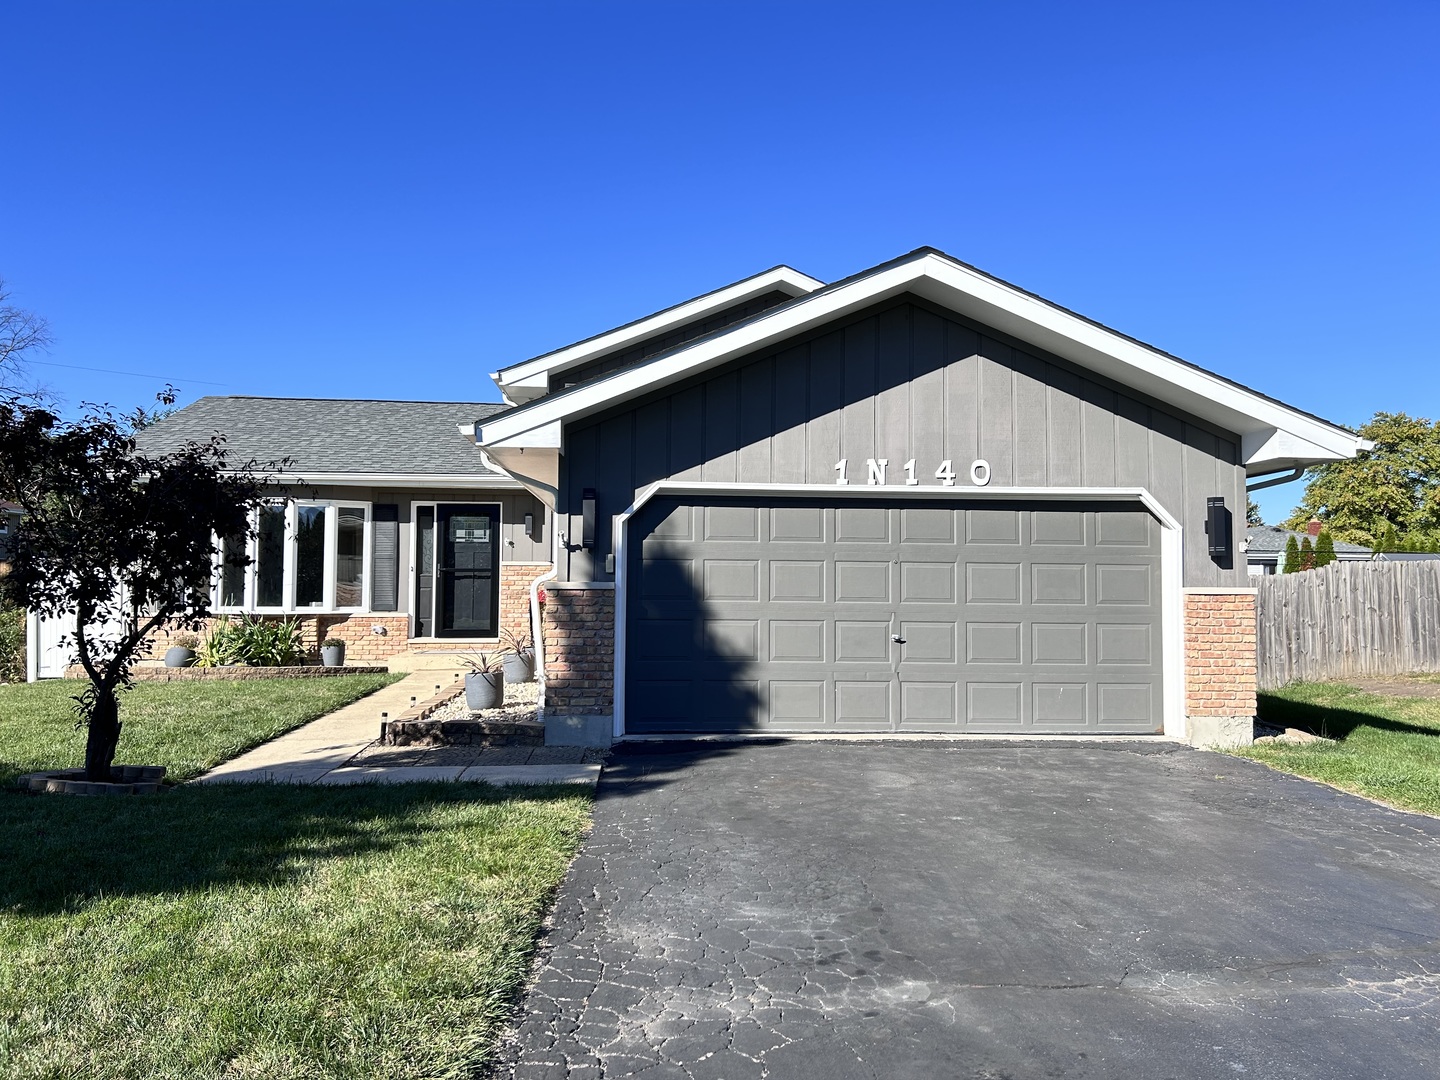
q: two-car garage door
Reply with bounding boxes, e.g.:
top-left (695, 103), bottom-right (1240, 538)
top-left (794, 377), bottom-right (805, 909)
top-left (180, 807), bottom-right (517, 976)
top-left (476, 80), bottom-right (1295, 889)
top-left (625, 496), bottom-right (1164, 735)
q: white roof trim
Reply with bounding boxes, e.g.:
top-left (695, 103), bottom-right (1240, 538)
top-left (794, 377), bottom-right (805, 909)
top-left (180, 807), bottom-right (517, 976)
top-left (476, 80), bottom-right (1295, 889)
top-left (256, 471), bottom-right (522, 489)
top-left (478, 251), bottom-right (1364, 473)
top-left (490, 265), bottom-right (824, 401)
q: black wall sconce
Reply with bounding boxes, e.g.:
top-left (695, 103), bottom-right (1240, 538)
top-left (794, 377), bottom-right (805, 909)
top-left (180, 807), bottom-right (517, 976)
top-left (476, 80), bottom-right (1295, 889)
top-left (581, 488), bottom-right (597, 549)
top-left (1205, 496), bottom-right (1233, 567)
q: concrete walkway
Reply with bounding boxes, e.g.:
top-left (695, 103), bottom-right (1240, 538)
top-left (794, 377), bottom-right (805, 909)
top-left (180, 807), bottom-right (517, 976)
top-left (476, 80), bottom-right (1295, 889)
top-left (198, 668), bottom-right (599, 787)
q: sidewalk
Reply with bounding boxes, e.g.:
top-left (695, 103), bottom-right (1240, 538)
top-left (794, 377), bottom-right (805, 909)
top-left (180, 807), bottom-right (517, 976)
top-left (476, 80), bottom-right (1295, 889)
top-left (197, 668), bottom-right (600, 787)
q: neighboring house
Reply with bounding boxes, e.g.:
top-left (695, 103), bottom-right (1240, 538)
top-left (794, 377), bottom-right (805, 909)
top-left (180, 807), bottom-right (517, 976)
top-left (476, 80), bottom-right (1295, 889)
top-left (1245, 523), bottom-right (1372, 575)
top-left (29, 398), bottom-right (551, 676)
top-left (474, 247), bottom-right (1367, 746)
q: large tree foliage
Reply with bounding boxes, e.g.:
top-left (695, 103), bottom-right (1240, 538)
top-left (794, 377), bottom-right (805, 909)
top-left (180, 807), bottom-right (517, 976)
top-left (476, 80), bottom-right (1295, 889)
top-left (1285, 412), bottom-right (1440, 547)
top-left (0, 392), bottom-right (277, 781)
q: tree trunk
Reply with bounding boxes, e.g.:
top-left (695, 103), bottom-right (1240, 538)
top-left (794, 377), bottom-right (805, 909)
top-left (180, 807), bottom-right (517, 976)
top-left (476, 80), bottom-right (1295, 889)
top-left (84, 687), bottom-right (122, 783)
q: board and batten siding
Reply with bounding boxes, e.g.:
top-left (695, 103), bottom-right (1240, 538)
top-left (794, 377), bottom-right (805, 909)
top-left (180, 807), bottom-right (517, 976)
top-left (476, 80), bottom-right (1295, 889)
top-left (557, 296), bottom-right (1247, 588)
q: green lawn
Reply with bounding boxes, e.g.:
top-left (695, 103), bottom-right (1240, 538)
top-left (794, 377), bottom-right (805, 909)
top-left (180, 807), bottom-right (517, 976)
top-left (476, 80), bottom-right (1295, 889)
top-left (0, 781), bottom-right (591, 1080)
top-left (0, 675), bottom-right (401, 786)
top-left (1238, 680), bottom-right (1440, 817)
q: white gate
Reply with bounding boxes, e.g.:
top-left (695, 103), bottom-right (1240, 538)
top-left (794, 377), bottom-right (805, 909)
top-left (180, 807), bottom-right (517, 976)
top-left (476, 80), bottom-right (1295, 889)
top-left (27, 607), bottom-right (126, 680)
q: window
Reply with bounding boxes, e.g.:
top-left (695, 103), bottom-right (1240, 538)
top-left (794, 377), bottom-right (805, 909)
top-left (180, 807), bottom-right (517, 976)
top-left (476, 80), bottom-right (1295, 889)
top-left (216, 501), bottom-right (371, 612)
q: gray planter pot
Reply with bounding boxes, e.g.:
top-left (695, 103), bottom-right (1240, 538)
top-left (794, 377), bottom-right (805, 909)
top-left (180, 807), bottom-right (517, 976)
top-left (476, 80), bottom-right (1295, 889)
top-left (502, 652), bottom-right (535, 684)
top-left (320, 644), bottom-right (346, 667)
top-left (465, 671), bottom-right (504, 711)
top-left (163, 647), bottom-right (196, 668)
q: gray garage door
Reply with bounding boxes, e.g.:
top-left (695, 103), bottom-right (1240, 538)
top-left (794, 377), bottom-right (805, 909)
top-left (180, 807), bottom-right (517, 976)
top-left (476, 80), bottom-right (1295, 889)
top-left (625, 497), bottom-right (1164, 735)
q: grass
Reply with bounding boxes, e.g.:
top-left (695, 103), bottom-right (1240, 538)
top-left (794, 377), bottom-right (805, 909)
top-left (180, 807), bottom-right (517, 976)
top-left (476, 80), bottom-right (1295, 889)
top-left (0, 675), bottom-right (402, 786)
top-left (0, 781), bottom-right (591, 1079)
top-left (1236, 680), bottom-right (1440, 817)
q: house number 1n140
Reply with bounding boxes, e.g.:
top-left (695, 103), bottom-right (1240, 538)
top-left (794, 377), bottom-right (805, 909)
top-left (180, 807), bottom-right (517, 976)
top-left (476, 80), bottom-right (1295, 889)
top-left (833, 458), bottom-right (991, 487)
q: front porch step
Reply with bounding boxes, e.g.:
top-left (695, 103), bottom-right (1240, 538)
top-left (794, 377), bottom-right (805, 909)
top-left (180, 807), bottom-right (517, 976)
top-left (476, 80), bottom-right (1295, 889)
top-left (379, 717), bottom-right (545, 748)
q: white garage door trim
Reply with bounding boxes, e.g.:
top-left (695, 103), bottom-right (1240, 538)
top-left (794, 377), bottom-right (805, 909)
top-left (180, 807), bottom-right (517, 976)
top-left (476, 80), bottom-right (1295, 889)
top-left (613, 482), bottom-right (1186, 741)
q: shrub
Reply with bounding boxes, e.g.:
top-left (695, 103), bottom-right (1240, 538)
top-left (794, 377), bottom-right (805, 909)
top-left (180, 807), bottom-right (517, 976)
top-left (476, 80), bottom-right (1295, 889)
top-left (196, 616), bottom-right (306, 667)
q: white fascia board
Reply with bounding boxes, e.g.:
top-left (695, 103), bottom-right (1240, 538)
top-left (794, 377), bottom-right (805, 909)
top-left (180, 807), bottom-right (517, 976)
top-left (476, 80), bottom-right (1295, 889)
top-left (479, 253), bottom-right (1363, 468)
top-left (493, 265), bottom-right (825, 389)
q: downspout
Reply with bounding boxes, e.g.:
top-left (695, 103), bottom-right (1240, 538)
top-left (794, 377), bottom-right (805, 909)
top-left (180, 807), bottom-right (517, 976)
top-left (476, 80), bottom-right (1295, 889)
top-left (1246, 467), bottom-right (1304, 493)
top-left (530, 516), bottom-right (561, 712)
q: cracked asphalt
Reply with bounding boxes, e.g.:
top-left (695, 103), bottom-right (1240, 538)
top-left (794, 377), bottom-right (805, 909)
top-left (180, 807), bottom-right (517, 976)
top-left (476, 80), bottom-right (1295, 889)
top-left (494, 741), bottom-right (1440, 1079)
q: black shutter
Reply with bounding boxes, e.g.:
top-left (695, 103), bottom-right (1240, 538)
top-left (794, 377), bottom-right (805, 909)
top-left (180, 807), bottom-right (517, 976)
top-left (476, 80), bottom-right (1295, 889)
top-left (372, 504), bottom-right (400, 611)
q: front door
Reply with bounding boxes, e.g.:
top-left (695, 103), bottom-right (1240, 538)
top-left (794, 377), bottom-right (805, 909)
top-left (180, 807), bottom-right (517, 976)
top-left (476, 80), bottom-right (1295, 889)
top-left (434, 504), bottom-right (501, 637)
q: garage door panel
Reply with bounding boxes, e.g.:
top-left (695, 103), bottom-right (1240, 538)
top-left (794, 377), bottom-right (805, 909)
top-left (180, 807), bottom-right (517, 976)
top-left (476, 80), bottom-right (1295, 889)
top-left (703, 560), bottom-right (760, 601)
top-left (900, 682), bottom-right (957, 726)
top-left (836, 621), bottom-right (891, 662)
top-left (771, 506), bottom-right (825, 542)
top-left (1032, 563), bottom-right (1087, 604)
top-left (1033, 682), bottom-right (1088, 725)
top-left (901, 562), bottom-right (955, 602)
top-left (770, 560), bottom-right (825, 602)
top-left (967, 622), bottom-right (1022, 664)
top-left (836, 561), bottom-right (890, 602)
top-left (770, 620), bottom-right (825, 662)
top-left (1032, 623), bottom-right (1087, 665)
top-left (1096, 563), bottom-right (1152, 605)
top-left (835, 681), bottom-right (892, 727)
top-left (770, 681), bottom-right (825, 724)
top-left (1032, 510), bottom-right (1085, 545)
top-left (836, 507), bottom-right (889, 542)
top-left (967, 562), bottom-right (1022, 604)
top-left (627, 498), bottom-right (1163, 735)
top-left (901, 507), bottom-right (957, 543)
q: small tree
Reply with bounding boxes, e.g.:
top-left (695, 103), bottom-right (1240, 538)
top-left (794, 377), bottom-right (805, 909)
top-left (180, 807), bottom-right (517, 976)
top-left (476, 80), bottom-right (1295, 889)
top-left (1300, 536), bottom-right (1316, 571)
top-left (1246, 498), bottom-right (1263, 526)
top-left (0, 392), bottom-right (279, 781)
top-left (1283, 535), bottom-right (1301, 573)
top-left (1375, 523), bottom-right (1399, 554)
top-left (1315, 530), bottom-right (1337, 568)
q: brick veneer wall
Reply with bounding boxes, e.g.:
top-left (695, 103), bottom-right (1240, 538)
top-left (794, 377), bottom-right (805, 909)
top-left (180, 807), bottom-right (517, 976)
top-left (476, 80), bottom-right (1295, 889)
top-left (540, 584), bottom-right (615, 713)
top-left (146, 614), bottom-right (412, 663)
top-left (1184, 590), bottom-right (1258, 718)
top-left (500, 562), bottom-right (551, 642)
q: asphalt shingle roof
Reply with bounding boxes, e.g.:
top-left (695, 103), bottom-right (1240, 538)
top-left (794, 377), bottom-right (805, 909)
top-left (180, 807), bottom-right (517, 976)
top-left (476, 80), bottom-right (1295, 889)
top-left (136, 397), bottom-right (509, 476)
top-left (1245, 525), bottom-right (1371, 555)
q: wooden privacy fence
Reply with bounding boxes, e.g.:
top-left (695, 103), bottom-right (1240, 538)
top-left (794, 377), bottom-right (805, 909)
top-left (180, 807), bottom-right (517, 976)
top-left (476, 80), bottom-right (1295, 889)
top-left (1256, 560), bottom-right (1440, 689)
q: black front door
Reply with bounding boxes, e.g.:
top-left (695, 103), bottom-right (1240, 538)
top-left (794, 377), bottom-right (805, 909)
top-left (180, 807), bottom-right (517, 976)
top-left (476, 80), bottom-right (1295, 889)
top-left (437, 504), bottom-right (500, 637)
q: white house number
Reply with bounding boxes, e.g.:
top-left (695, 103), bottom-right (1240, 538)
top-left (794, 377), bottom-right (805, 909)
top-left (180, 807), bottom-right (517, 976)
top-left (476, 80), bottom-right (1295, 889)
top-left (833, 458), bottom-right (992, 487)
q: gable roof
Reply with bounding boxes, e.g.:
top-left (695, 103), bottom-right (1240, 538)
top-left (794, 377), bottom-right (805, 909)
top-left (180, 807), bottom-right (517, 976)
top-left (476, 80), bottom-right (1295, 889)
top-left (476, 248), bottom-right (1369, 475)
top-left (491, 264), bottom-right (824, 403)
top-left (138, 396), bottom-right (512, 480)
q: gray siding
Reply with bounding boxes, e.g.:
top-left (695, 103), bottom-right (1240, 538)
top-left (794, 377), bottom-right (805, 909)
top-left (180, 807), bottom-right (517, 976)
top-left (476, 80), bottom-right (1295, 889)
top-left (553, 289), bottom-right (798, 390)
top-left (557, 296), bottom-right (1247, 589)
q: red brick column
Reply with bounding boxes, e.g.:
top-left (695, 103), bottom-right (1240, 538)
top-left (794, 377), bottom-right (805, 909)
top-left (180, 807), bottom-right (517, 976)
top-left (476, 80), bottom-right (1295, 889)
top-left (540, 583), bottom-right (615, 713)
top-left (500, 562), bottom-right (551, 641)
top-left (1184, 589), bottom-right (1258, 745)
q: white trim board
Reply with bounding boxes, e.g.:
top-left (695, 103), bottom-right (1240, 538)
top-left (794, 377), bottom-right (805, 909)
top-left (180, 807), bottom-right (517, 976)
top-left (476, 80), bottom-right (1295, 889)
top-left (610, 481), bottom-right (1187, 743)
top-left (479, 251), bottom-right (1365, 474)
top-left (492, 265), bottom-right (824, 402)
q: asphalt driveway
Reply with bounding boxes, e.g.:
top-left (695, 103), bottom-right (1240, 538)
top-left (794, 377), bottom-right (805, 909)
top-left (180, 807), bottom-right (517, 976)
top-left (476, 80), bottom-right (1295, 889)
top-left (496, 741), bottom-right (1440, 1079)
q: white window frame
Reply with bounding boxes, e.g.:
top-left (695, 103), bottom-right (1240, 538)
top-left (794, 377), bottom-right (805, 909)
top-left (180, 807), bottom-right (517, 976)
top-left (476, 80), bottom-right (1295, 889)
top-left (212, 500), bottom-right (373, 614)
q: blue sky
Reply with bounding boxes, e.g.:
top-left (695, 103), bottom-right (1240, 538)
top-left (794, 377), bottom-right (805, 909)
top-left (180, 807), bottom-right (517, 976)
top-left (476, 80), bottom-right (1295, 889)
top-left (3, 1), bottom-right (1436, 523)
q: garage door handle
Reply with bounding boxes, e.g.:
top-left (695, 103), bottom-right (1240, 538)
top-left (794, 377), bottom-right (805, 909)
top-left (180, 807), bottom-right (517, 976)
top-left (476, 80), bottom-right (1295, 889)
top-left (891, 635), bottom-right (906, 644)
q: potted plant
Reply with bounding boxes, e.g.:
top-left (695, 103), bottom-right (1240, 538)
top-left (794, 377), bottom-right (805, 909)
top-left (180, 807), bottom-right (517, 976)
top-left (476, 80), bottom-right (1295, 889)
top-left (500, 627), bottom-right (536, 683)
top-left (462, 651), bottom-right (504, 710)
top-left (320, 637), bottom-right (346, 667)
top-left (164, 632), bottom-right (199, 668)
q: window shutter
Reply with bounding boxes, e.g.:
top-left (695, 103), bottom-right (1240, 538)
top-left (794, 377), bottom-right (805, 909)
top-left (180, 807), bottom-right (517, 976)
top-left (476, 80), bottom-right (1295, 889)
top-left (371, 504), bottom-right (400, 611)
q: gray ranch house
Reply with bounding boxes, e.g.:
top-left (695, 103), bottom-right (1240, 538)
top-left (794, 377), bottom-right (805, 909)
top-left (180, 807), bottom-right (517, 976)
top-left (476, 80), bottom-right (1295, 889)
top-left (25, 248), bottom-right (1370, 751)
top-left (1245, 523), bottom-right (1372, 576)
top-left (474, 248), bottom-right (1367, 747)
